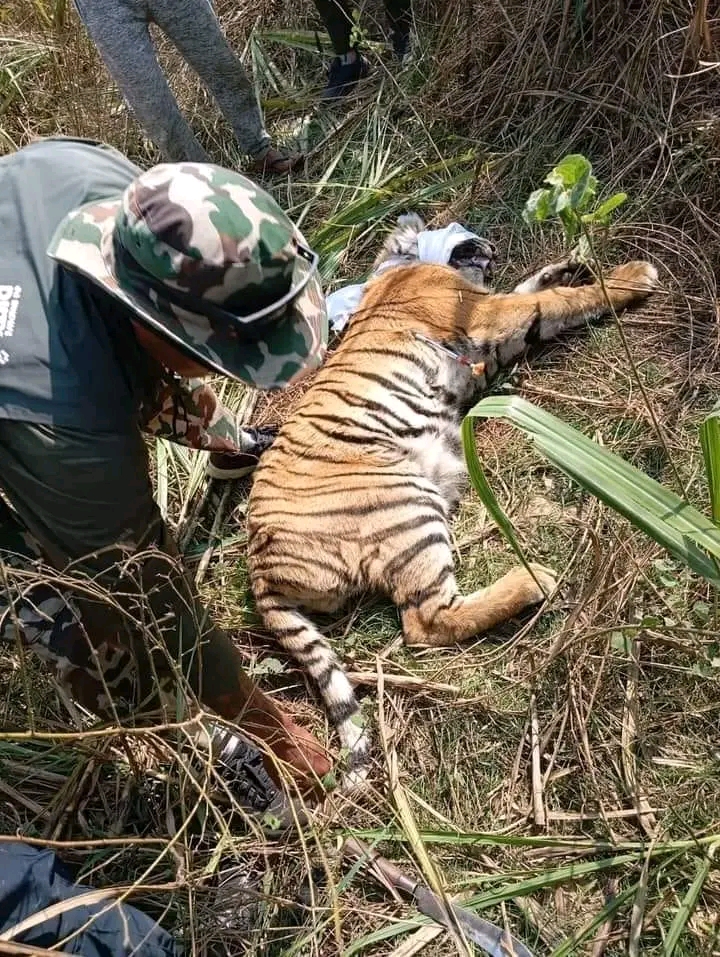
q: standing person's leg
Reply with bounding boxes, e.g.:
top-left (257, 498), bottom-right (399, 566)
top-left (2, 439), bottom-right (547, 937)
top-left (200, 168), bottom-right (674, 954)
top-left (384, 0), bottom-right (412, 59)
top-left (312, 0), bottom-right (369, 99)
top-left (73, 0), bottom-right (210, 162)
top-left (0, 420), bottom-right (330, 791)
top-left (313, 0), bottom-right (354, 54)
top-left (148, 0), bottom-right (302, 175)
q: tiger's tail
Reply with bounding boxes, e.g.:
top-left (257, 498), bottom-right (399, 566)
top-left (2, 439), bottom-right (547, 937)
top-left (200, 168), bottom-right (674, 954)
top-left (255, 596), bottom-right (371, 790)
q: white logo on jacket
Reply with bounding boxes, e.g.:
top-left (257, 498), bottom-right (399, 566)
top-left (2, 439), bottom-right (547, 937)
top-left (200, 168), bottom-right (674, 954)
top-left (0, 285), bottom-right (21, 340)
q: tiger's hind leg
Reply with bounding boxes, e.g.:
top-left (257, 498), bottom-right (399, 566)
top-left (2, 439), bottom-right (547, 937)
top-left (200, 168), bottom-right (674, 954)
top-left (395, 544), bottom-right (557, 648)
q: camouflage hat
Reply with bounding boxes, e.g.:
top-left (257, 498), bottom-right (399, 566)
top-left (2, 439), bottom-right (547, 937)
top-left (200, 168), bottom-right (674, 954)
top-left (47, 163), bottom-right (328, 389)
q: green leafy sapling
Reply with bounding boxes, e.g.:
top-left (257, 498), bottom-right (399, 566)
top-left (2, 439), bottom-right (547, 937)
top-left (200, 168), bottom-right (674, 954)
top-left (523, 154), bottom-right (627, 262)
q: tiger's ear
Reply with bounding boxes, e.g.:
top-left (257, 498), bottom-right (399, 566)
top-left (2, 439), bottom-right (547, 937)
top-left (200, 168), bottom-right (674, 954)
top-left (372, 213), bottom-right (425, 272)
top-left (396, 212), bottom-right (425, 232)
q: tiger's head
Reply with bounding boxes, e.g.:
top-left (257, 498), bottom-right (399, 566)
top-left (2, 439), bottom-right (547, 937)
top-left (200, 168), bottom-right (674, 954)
top-left (372, 213), bottom-right (497, 288)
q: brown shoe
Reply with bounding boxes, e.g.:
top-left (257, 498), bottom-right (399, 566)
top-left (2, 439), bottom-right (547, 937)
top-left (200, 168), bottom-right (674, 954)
top-left (248, 147), bottom-right (305, 178)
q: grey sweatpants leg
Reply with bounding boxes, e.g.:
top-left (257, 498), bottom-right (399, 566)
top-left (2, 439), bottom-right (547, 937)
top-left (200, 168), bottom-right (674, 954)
top-left (74, 0), bottom-right (271, 162)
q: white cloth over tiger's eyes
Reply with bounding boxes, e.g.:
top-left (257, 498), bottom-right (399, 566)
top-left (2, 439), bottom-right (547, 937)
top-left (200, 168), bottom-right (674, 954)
top-left (326, 222), bottom-right (483, 335)
top-left (416, 221), bottom-right (480, 263)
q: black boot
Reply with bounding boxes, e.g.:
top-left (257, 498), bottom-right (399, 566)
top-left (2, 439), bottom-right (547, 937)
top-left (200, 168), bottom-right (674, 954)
top-left (391, 28), bottom-right (410, 61)
top-left (321, 52), bottom-right (370, 99)
top-left (211, 727), bottom-right (310, 833)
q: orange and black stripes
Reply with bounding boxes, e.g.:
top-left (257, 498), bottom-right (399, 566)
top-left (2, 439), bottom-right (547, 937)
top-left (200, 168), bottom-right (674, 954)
top-left (247, 253), bottom-right (659, 789)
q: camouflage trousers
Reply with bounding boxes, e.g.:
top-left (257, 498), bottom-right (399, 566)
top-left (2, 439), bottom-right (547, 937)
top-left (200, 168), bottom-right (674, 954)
top-left (0, 506), bottom-right (142, 718)
top-left (0, 377), bottom-right (263, 724)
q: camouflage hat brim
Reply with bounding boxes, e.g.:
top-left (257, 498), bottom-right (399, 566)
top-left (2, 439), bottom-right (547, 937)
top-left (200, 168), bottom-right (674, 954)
top-left (47, 198), bottom-right (328, 390)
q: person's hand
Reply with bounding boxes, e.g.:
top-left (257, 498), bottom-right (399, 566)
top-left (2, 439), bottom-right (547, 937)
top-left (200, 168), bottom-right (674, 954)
top-left (205, 426), bottom-right (280, 480)
top-left (207, 634), bottom-right (332, 795)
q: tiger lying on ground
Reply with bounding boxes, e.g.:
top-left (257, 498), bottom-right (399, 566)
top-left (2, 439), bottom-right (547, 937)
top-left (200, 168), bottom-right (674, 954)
top-left (246, 216), bottom-right (659, 787)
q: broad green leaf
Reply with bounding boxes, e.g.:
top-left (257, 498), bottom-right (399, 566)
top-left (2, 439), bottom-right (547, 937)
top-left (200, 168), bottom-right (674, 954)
top-left (590, 191), bottom-right (628, 222)
top-left (699, 406), bottom-right (720, 525)
top-left (549, 187), bottom-right (572, 215)
top-left (522, 187), bottom-right (552, 224)
top-left (545, 154), bottom-right (592, 190)
top-left (525, 155), bottom-right (624, 258)
top-left (462, 419), bottom-right (534, 575)
top-left (557, 206), bottom-right (579, 243)
top-left (462, 396), bottom-right (720, 586)
top-left (568, 165), bottom-right (592, 211)
top-left (574, 172), bottom-right (598, 212)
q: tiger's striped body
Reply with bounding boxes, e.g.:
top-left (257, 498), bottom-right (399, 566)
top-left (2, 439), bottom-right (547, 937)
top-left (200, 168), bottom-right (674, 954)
top-left (247, 235), bottom-right (659, 787)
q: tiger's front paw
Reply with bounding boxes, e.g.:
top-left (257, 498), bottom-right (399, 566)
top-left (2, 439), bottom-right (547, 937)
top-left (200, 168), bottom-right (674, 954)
top-left (607, 260), bottom-right (659, 302)
top-left (512, 259), bottom-right (592, 294)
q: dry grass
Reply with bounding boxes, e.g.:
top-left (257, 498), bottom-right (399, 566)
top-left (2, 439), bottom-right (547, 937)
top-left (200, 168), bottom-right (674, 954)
top-left (2, 0), bottom-right (720, 954)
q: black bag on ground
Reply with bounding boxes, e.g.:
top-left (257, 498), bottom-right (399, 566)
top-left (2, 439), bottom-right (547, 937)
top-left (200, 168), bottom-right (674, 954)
top-left (0, 842), bottom-right (181, 956)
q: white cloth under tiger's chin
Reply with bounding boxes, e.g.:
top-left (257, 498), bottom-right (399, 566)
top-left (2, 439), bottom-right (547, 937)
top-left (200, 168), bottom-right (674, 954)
top-left (326, 283), bottom-right (367, 335)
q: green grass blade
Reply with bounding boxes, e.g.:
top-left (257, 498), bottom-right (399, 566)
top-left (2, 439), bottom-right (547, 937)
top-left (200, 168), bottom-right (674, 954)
top-left (54, 0), bottom-right (68, 27)
top-left (0, 38), bottom-right (55, 109)
top-left (699, 408), bottom-right (720, 526)
top-left (249, 33), bottom-right (284, 98)
top-left (349, 828), bottom-right (720, 855)
top-left (551, 882), bottom-right (637, 956)
top-left (461, 416), bottom-right (533, 574)
top-left (464, 396), bottom-right (720, 586)
top-left (257, 28), bottom-right (334, 55)
top-left (662, 852), bottom-right (714, 956)
top-left (308, 163), bottom-right (476, 272)
top-left (155, 438), bottom-right (169, 521)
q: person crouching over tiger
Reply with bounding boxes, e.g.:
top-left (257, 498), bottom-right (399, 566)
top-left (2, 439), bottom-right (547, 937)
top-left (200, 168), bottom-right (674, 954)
top-left (0, 137), bottom-right (330, 825)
